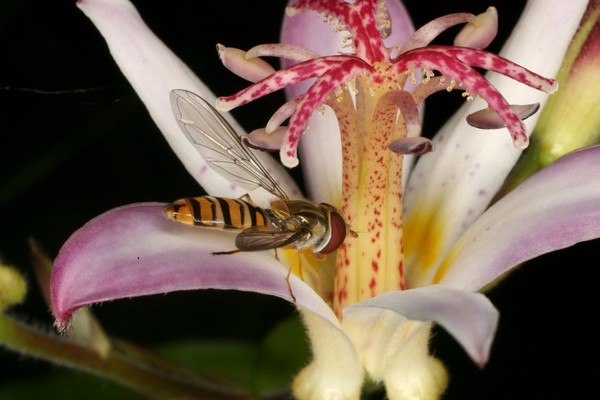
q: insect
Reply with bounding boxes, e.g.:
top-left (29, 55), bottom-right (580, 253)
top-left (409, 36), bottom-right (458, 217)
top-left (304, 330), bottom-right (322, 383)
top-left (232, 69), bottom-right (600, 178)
top-left (165, 89), bottom-right (352, 297)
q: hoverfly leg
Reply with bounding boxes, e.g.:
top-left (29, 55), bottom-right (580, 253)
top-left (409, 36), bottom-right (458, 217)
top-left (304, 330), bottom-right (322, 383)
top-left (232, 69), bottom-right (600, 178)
top-left (211, 249), bottom-right (242, 255)
top-left (303, 252), bottom-right (324, 299)
top-left (289, 251), bottom-right (324, 301)
top-left (285, 267), bottom-right (297, 304)
top-left (284, 250), bottom-right (300, 304)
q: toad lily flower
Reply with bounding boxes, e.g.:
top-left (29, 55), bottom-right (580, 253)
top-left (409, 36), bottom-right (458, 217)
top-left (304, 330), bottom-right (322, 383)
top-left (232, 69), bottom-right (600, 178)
top-left (51, 0), bottom-right (600, 399)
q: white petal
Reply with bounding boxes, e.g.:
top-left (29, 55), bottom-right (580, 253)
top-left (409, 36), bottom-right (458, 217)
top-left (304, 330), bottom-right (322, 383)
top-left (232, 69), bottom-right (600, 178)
top-left (344, 285), bottom-right (498, 367)
top-left (437, 146), bottom-right (600, 290)
top-left (342, 312), bottom-right (449, 400)
top-left (404, 0), bottom-right (588, 287)
top-left (292, 309), bottom-right (363, 400)
top-left (78, 0), bottom-right (300, 205)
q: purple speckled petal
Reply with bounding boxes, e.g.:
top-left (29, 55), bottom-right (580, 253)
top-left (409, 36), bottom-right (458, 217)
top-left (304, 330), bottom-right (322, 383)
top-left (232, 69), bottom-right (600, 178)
top-left (77, 0), bottom-right (300, 204)
top-left (344, 285), bottom-right (498, 367)
top-left (404, 0), bottom-right (588, 286)
top-left (51, 203), bottom-right (336, 329)
top-left (437, 146), bottom-right (600, 290)
top-left (280, 0), bottom-right (414, 203)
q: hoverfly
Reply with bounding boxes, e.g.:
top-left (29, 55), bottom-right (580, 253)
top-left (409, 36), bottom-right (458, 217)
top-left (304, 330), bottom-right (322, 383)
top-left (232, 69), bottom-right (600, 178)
top-left (165, 90), bottom-right (351, 294)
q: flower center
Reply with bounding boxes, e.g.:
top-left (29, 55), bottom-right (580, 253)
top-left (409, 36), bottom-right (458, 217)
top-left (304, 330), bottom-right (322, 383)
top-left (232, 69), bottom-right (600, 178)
top-left (216, 1), bottom-right (559, 316)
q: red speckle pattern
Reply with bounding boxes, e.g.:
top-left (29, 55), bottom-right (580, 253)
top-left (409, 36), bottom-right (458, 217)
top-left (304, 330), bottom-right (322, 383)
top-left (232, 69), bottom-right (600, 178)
top-left (371, 259), bottom-right (379, 272)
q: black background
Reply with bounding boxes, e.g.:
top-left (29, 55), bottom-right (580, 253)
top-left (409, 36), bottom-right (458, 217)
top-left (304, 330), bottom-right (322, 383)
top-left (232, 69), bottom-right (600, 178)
top-left (1, 1), bottom-right (598, 399)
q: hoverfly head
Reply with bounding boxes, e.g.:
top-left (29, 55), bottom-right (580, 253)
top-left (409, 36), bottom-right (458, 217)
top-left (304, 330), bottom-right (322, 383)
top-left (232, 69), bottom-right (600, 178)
top-left (315, 203), bottom-right (348, 255)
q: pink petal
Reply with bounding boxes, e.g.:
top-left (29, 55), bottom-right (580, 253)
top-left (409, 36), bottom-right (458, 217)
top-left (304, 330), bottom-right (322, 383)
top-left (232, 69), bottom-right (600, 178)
top-left (437, 146), bottom-right (600, 290)
top-left (345, 285), bottom-right (498, 367)
top-left (51, 203), bottom-right (335, 330)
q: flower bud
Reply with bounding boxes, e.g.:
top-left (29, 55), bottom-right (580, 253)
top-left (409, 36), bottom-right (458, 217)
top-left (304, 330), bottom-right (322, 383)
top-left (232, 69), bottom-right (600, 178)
top-left (0, 264), bottom-right (27, 312)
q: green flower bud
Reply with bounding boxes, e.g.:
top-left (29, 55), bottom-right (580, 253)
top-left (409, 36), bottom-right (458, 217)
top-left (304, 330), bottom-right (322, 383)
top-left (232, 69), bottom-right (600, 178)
top-left (0, 264), bottom-right (27, 312)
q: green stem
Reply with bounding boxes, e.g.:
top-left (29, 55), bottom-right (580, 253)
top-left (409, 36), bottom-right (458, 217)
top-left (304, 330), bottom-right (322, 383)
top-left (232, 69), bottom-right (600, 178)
top-left (0, 314), bottom-right (256, 400)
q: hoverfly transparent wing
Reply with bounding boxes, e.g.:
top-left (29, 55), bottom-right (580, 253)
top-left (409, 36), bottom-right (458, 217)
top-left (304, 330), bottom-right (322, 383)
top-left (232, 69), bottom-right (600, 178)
top-left (170, 89), bottom-right (288, 200)
top-left (235, 226), bottom-right (309, 251)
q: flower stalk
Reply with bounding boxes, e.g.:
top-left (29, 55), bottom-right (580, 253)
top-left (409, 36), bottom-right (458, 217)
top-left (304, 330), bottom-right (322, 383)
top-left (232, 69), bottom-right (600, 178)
top-left (0, 313), bottom-right (248, 400)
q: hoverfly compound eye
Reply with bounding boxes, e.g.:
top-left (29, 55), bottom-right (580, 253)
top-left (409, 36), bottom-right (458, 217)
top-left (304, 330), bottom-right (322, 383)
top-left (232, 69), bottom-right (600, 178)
top-left (318, 208), bottom-right (347, 254)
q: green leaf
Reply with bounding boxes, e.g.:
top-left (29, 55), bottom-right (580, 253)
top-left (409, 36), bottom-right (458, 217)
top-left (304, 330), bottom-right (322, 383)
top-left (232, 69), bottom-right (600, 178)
top-left (0, 370), bottom-right (146, 400)
top-left (154, 315), bottom-right (310, 396)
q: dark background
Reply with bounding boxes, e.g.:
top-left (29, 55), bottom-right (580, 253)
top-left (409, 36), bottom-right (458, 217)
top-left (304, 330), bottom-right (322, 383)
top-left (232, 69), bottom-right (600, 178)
top-left (1, 0), bottom-right (598, 399)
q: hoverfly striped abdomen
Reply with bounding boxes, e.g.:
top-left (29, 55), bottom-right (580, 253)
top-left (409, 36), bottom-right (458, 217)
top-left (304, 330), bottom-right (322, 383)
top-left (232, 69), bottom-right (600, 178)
top-left (165, 196), bottom-right (270, 230)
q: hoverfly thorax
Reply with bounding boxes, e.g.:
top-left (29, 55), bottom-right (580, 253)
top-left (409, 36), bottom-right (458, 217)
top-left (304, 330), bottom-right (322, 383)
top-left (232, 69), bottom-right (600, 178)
top-left (267, 200), bottom-right (348, 255)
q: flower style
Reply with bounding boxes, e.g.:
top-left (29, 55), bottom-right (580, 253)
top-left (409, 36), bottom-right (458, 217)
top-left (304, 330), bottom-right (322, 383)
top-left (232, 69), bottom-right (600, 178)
top-left (50, 0), bottom-right (600, 399)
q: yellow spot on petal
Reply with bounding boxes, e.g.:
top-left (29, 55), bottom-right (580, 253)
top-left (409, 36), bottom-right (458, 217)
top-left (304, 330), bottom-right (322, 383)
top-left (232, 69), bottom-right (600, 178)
top-left (432, 245), bottom-right (459, 284)
top-left (404, 203), bottom-right (446, 277)
top-left (278, 248), bottom-right (336, 303)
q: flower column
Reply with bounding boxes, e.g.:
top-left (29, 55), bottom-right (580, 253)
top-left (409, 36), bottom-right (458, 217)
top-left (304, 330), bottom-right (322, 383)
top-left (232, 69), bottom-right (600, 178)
top-left (334, 81), bottom-right (407, 313)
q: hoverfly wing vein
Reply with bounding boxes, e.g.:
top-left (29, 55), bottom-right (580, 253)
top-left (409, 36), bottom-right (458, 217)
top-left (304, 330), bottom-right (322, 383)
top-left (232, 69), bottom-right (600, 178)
top-left (170, 89), bottom-right (288, 200)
